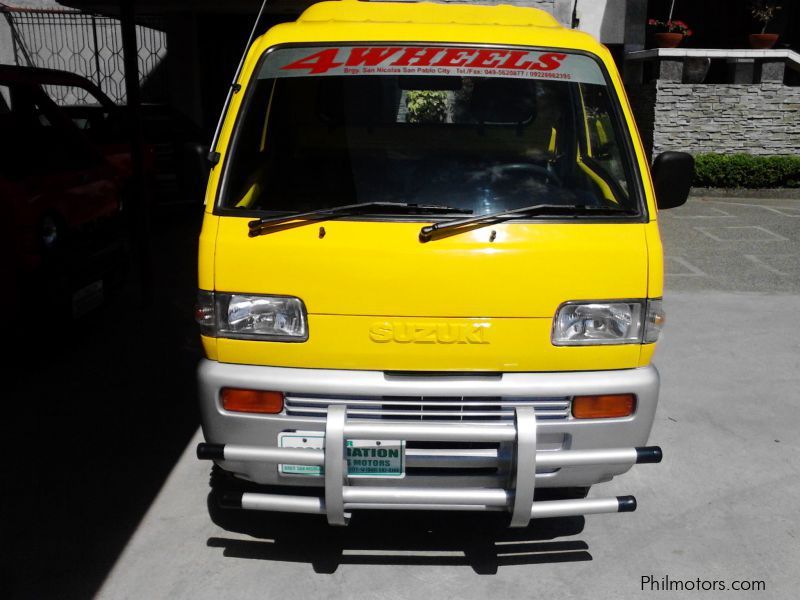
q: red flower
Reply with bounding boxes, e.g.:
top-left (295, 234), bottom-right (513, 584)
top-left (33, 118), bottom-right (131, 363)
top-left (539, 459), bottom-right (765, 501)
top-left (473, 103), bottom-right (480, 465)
top-left (648, 16), bottom-right (692, 35)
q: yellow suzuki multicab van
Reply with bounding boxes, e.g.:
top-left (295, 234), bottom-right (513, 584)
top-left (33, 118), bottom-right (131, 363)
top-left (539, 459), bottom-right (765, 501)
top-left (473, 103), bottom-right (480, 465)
top-left (195, 0), bottom-right (693, 528)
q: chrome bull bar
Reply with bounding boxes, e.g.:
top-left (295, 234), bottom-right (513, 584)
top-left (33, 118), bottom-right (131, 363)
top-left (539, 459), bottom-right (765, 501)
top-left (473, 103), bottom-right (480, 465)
top-left (197, 406), bottom-right (662, 527)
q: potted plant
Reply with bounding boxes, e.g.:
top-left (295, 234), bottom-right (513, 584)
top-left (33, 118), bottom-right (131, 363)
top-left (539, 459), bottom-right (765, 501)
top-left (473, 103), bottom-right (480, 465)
top-left (648, 0), bottom-right (693, 48)
top-left (749, 1), bottom-right (781, 49)
top-left (648, 18), bottom-right (693, 48)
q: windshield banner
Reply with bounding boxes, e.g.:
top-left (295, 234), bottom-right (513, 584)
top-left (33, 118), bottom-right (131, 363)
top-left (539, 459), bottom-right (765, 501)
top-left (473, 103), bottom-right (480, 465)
top-left (258, 45), bottom-right (606, 85)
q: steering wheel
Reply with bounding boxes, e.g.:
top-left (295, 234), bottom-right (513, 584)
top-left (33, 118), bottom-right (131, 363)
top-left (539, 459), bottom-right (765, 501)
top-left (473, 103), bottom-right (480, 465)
top-left (493, 163), bottom-right (562, 187)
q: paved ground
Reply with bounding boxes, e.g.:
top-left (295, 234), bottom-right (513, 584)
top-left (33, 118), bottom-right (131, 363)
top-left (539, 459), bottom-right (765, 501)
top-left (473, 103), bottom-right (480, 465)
top-left (660, 196), bottom-right (800, 293)
top-left (92, 293), bottom-right (800, 600)
top-left (5, 209), bottom-right (204, 599)
top-left (7, 197), bottom-right (800, 599)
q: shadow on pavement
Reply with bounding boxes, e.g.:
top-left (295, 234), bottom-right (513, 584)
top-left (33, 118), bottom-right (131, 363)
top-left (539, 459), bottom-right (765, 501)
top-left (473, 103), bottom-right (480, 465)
top-left (4, 207), bottom-right (204, 600)
top-left (206, 499), bottom-right (590, 574)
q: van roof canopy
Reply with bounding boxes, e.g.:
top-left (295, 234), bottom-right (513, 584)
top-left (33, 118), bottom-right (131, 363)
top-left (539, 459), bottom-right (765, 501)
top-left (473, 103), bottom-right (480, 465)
top-left (298, 1), bottom-right (561, 29)
top-left (255, 1), bottom-right (604, 59)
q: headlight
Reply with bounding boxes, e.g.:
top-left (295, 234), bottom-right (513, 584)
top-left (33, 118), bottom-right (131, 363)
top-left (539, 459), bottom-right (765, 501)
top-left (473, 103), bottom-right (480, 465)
top-left (195, 291), bottom-right (308, 341)
top-left (552, 301), bottom-right (644, 346)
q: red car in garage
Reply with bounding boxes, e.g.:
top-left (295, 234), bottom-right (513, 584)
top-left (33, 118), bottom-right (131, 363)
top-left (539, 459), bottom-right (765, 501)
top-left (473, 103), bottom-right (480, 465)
top-left (0, 66), bottom-right (127, 319)
top-left (0, 65), bottom-right (159, 181)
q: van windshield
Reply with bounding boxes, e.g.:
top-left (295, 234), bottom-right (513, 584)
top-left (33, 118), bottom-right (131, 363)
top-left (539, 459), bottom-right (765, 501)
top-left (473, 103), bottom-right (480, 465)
top-left (220, 45), bottom-right (641, 218)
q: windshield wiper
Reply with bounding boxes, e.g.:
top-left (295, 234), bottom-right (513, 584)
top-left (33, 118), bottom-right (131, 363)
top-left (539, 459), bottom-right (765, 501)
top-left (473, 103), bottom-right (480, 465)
top-left (418, 203), bottom-right (635, 242)
top-left (248, 201), bottom-right (472, 237)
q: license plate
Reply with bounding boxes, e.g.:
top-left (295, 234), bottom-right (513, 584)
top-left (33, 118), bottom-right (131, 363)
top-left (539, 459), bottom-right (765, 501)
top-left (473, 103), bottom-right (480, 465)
top-left (278, 431), bottom-right (405, 478)
top-left (72, 280), bottom-right (104, 318)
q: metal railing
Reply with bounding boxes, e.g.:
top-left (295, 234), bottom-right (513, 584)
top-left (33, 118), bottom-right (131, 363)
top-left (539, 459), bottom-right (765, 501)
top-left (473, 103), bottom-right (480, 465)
top-left (1, 3), bottom-right (167, 104)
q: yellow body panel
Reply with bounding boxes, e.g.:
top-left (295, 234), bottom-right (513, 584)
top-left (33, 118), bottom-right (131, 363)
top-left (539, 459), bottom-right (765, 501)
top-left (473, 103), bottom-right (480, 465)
top-left (198, 0), bottom-right (663, 373)
top-left (212, 315), bottom-right (641, 371)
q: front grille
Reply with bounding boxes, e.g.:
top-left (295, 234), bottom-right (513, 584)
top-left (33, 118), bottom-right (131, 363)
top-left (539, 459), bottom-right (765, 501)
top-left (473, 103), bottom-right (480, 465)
top-left (284, 394), bottom-right (571, 421)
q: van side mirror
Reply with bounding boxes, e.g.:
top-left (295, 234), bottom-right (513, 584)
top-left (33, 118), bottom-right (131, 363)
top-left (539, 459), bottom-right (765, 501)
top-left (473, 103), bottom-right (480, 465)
top-left (651, 151), bottom-right (694, 210)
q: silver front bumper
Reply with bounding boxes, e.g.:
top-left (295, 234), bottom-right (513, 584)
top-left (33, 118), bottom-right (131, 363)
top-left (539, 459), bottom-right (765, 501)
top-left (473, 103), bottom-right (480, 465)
top-left (197, 360), bottom-right (661, 525)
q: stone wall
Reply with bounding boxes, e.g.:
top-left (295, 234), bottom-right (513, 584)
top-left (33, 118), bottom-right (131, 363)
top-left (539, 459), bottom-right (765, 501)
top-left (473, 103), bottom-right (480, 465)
top-left (628, 81), bottom-right (800, 157)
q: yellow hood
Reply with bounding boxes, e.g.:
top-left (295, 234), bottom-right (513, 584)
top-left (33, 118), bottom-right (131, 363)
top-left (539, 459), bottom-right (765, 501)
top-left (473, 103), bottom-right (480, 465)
top-left (213, 218), bottom-right (648, 318)
top-left (200, 217), bottom-right (652, 372)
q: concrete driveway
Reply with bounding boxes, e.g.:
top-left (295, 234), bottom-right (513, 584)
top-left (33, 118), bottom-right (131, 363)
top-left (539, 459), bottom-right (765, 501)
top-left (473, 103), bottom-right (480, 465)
top-left (91, 196), bottom-right (800, 599)
top-left (660, 196), bottom-right (800, 293)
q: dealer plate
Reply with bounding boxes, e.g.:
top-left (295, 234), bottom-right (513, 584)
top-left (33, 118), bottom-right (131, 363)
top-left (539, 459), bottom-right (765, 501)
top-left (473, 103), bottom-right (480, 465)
top-left (278, 431), bottom-right (405, 478)
top-left (72, 280), bottom-right (104, 318)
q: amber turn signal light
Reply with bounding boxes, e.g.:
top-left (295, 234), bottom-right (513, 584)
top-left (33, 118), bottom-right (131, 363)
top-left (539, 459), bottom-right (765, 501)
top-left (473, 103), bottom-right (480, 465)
top-left (222, 388), bottom-right (284, 414)
top-left (572, 394), bottom-right (635, 419)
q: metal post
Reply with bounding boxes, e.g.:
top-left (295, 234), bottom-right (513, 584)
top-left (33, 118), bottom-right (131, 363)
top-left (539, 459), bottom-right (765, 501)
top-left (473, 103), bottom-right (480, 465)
top-left (120, 0), bottom-right (153, 307)
top-left (509, 407), bottom-right (537, 527)
top-left (324, 405), bottom-right (349, 525)
top-left (9, 16), bottom-right (19, 64)
top-left (91, 15), bottom-right (102, 88)
top-left (2, 8), bottom-right (34, 67)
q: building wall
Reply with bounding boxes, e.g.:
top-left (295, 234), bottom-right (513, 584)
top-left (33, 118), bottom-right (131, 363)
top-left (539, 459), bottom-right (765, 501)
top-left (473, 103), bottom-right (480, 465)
top-left (629, 81), bottom-right (800, 157)
top-left (575, 0), bottom-right (626, 44)
top-left (462, 0), bottom-right (557, 13)
top-left (461, 0), bottom-right (629, 43)
top-left (450, 0), bottom-right (562, 23)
